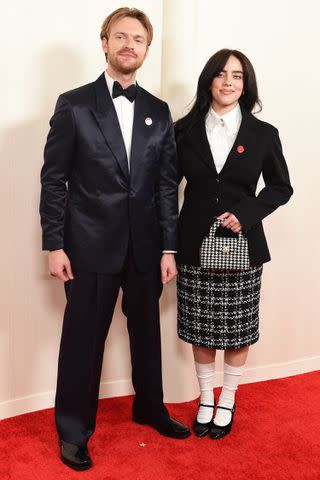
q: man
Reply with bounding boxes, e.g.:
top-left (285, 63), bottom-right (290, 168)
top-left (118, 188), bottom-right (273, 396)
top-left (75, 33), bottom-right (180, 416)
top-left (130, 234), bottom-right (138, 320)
top-left (40, 7), bottom-right (190, 471)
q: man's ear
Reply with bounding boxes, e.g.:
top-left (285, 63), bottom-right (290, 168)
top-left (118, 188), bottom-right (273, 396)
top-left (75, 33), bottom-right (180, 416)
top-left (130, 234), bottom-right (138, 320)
top-left (143, 46), bottom-right (149, 61)
top-left (101, 37), bottom-right (108, 55)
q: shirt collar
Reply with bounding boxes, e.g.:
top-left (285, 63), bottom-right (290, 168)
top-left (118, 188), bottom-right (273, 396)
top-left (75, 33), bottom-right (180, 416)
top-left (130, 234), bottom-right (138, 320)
top-left (104, 71), bottom-right (115, 98)
top-left (206, 103), bottom-right (242, 134)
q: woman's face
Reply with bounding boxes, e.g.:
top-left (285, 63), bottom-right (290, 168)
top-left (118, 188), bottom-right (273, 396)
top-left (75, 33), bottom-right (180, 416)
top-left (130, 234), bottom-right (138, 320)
top-left (210, 55), bottom-right (244, 112)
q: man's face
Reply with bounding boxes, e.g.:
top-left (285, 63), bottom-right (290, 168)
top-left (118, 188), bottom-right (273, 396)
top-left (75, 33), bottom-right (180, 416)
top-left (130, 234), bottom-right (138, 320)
top-left (102, 16), bottom-right (149, 74)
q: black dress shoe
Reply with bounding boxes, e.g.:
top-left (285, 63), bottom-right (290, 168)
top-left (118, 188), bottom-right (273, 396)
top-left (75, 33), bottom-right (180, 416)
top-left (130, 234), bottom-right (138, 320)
top-left (133, 415), bottom-right (191, 439)
top-left (60, 440), bottom-right (92, 470)
top-left (210, 404), bottom-right (236, 439)
top-left (193, 402), bottom-right (215, 438)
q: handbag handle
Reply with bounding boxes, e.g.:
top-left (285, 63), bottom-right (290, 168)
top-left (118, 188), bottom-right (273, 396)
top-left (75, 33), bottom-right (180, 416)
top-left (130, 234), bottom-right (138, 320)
top-left (211, 218), bottom-right (245, 241)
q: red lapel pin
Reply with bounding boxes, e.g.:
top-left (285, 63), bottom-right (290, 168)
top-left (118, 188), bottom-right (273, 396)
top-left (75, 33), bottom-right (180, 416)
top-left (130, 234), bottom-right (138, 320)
top-left (237, 145), bottom-right (245, 153)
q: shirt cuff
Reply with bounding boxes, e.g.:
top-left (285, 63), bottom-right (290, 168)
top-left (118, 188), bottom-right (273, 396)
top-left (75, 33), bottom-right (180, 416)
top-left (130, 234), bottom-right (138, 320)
top-left (162, 250), bottom-right (177, 254)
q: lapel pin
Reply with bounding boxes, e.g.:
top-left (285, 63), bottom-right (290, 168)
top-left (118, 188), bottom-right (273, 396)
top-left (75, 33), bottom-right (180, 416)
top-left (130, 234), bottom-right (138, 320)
top-left (237, 145), bottom-right (245, 153)
top-left (145, 117), bottom-right (153, 126)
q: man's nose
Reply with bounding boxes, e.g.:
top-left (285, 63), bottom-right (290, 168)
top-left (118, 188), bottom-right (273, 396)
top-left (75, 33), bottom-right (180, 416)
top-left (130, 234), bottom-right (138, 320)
top-left (125, 37), bottom-right (135, 49)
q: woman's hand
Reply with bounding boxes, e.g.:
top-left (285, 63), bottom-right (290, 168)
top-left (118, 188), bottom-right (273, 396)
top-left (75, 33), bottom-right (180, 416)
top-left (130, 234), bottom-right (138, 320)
top-left (217, 212), bottom-right (242, 233)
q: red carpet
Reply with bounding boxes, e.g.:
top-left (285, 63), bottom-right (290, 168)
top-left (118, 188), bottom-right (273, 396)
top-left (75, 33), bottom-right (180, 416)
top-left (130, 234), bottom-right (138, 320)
top-left (1, 371), bottom-right (319, 480)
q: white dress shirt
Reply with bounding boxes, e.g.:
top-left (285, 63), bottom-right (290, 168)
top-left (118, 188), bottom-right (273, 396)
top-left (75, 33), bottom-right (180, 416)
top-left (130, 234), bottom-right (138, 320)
top-left (205, 103), bottom-right (242, 173)
top-left (105, 71), bottom-right (135, 169)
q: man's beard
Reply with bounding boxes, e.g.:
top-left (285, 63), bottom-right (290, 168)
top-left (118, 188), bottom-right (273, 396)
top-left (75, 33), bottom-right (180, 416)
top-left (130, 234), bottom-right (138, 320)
top-left (108, 52), bottom-right (144, 75)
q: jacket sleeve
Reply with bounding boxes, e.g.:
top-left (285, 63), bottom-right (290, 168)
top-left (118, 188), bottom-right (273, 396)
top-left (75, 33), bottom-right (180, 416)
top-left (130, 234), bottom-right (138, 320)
top-left (230, 128), bottom-right (293, 232)
top-left (174, 127), bottom-right (185, 185)
top-left (155, 105), bottom-right (179, 250)
top-left (39, 95), bottom-right (76, 251)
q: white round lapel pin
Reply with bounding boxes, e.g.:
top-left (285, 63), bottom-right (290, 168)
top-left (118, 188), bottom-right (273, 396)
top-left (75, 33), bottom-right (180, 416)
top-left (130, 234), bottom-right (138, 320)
top-left (145, 117), bottom-right (153, 126)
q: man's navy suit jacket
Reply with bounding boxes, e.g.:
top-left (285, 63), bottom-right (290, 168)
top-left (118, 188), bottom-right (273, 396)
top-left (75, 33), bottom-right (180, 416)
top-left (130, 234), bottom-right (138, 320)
top-left (40, 73), bottom-right (178, 273)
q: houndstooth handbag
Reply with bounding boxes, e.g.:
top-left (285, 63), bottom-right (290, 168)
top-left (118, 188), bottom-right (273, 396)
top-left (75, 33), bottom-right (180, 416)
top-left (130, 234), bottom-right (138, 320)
top-left (199, 218), bottom-right (250, 270)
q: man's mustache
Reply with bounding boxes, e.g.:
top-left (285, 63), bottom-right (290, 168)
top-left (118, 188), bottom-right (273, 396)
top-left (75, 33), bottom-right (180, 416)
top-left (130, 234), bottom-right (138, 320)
top-left (118, 48), bottom-right (137, 57)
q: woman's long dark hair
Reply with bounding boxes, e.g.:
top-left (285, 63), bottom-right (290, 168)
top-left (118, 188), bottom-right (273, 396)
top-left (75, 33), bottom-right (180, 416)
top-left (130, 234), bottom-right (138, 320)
top-left (175, 49), bottom-right (262, 133)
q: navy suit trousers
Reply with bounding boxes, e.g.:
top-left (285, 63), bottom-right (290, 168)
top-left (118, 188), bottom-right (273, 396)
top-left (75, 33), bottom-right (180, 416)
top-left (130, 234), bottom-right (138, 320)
top-left (55, 245), bottom-right (169, 447)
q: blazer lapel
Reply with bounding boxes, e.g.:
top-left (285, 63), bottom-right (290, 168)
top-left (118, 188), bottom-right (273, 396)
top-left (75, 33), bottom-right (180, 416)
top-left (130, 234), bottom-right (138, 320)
top-left (188, 115), bottom-right (218, 174)
top-left (186, 106), bottom-right (257, 177)
top-left (92, 73), bottom-right (129, 180)
top-left (219, 105), bottom-right (257, 176)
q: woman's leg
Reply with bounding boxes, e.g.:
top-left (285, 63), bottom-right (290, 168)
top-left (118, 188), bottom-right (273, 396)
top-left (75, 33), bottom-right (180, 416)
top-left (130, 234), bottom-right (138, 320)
top-left (225, 346), bottom-right (249, 367)
top-left (193, 345), bottom-right (216, 364)
top-left (214, 346), bottom-right (249, 427)
top-left (193, 345), bottom-right (216, 423)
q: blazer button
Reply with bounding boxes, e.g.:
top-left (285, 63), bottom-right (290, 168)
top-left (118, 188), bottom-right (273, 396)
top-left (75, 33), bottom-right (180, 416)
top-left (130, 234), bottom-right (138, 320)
top-left (216, 178), bottom-right (219, 183)
top-left (215, 197), bottom-right (219, 203)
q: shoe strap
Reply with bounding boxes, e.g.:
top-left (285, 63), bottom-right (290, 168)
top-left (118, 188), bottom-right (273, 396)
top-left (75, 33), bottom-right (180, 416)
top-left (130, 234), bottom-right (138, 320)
top-left (199, 403), bottom-right (215, 408)
top-left (216, 405), bottom-right (235, 413)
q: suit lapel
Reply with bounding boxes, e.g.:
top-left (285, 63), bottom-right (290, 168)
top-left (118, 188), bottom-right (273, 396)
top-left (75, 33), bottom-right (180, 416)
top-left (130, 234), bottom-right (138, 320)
top-left (130, 87), bottom-right (152, 177)
top-left (92, 73), bottom-right (129, 180)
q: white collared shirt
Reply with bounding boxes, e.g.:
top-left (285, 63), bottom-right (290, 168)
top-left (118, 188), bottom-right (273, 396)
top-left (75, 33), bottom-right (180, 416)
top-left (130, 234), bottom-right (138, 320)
top-left (205, 103), bottom-right (242, 174)
top-left (104, 71), bottom-right (135, 169)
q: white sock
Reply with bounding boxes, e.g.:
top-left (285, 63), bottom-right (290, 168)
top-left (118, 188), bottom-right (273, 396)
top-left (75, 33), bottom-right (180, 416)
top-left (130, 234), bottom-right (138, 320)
top-left (214, 362), bottom-right (244, 427)
top-left (195, 361), bottom-right (215, 424)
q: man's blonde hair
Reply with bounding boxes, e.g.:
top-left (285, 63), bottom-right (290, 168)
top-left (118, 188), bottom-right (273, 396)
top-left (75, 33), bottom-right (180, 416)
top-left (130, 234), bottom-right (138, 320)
top-left (100, 7), bottom-right (153, 60)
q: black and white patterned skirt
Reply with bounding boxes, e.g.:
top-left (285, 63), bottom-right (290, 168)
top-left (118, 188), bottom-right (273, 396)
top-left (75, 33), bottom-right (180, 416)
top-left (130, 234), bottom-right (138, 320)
top-left (177, 264), bottom-right (263, 350)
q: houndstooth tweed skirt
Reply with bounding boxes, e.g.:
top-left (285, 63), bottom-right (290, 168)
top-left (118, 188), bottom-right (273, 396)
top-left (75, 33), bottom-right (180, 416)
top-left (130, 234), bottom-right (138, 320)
top-left (177, 264), bottom-right (263, 349)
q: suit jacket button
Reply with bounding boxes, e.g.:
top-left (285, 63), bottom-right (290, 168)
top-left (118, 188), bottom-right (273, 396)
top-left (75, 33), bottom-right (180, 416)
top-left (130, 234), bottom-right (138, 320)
top-left (215, 197), bottom-right (219, 203)
top-left (216, 178), bottom-right (219, 183)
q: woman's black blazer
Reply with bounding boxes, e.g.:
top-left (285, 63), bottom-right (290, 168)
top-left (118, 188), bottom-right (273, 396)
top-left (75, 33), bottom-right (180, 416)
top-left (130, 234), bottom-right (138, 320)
top-left (175, 107), bottom-right (293, 267)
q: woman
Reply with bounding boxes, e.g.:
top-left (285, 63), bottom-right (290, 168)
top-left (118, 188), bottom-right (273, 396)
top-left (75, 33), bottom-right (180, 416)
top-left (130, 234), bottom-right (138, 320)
top-left (175, 49), bottom-right (293, 439)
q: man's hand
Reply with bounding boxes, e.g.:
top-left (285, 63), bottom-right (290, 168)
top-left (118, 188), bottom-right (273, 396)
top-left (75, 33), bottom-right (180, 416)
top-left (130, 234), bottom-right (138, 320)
top-left (48, 249), bottom-right (74, 282)
top-left (217, 212), bottom-right (242, 233)
top-left (160, 253), bottom-right (177, 284)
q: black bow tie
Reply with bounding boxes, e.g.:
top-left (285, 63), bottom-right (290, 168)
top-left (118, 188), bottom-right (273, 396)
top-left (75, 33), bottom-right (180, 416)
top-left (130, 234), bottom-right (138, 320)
top-left (112, 81), bottom-right (137, 102)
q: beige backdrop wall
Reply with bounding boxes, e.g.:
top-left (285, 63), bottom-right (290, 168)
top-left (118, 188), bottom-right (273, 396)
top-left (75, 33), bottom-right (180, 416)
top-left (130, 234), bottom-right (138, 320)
top-left (1, 0), bottom-right (319, 419)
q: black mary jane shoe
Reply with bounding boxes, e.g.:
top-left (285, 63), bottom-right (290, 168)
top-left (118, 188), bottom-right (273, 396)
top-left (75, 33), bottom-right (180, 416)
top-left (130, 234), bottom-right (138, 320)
top-left (210, 404), bottom-right (236, 440)
top-left (60, 440), bottom-right (92, 471)
top-left (193, 403), bottom-right (215, 438)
